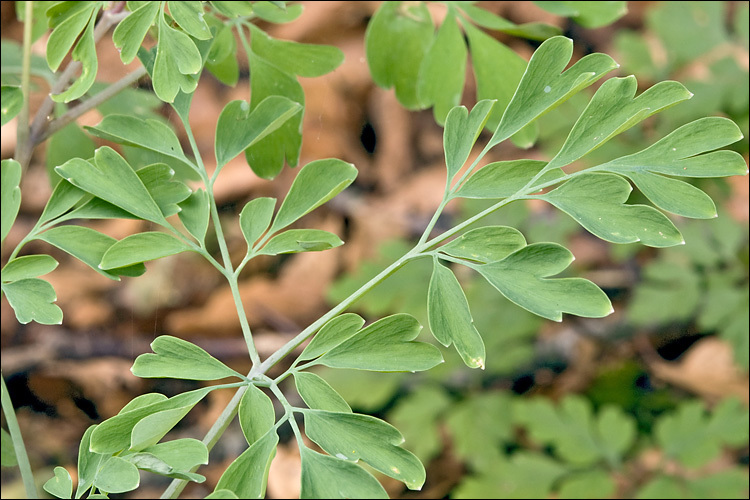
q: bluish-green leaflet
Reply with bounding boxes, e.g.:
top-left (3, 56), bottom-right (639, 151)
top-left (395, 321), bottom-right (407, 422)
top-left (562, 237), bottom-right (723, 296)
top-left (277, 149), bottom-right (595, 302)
top-left (132, 335), bottom-right (244, 380)
top-left (443, 100), bottom-right (495, 183)
top-left (238, 385), bottom-right (275, 446)
top-left (52, 14), bottom-right (98, 103)
top-left (153, 9), bottom-right (202, 102)
top-left (239, 197), bottom-right (276, 250)
top-left (299, 446), bottom-right (388, 499)
top-left (294, 371), bottom-right (352, 413)
top-left (1, 255), bottom-right (58, 282)
top-left (214, 429), bottom-right (278, 499)
top-left (258, 229), bottom-right (343, 255)
top-left (0, 85), bottom-right (23, 126)
top-left (99, 232), bottom-right (191, 269)
top-left (113, 1), bottom-right (160, 64)
top-left (298, 313), bottom-right (365, 361)
top-left (43, 467), bottom-right (73, 499)
top-left (1, 158), bottom-right (22, 244)
top-left (2, 279), bottom-right (63, 325)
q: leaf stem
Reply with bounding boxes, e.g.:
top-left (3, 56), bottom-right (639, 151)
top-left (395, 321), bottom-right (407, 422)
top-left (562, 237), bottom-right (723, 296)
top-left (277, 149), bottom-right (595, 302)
top-left (13, 0), bottom-right (33, 166)
top-left (1, 373), bottom-right (39, 499)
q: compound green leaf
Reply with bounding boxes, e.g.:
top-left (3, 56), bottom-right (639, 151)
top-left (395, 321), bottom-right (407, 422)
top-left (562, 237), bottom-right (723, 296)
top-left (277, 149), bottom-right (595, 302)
top-left (1, 159), bottom-right (21, 243)
top-left (75, 425), bottom-right (104, 498)
top-left (490, 36), bottom-right (618, 146)
top-left (303, 409), bottom-right (425, 490)
top-left (85, 115), bottom-right (195, 172)
top-left (467, 243), bottom-right (612, 322)
top-left (46, 2), bottom-right (96, 71)
top-left (36, 226), bottom-right (146, 280)
top-left (178, 188), bottom-right (210, 244)
top-left (92, 456), bottom-right (140, 494)
top-left (456, 159), bottom-right (563, 199)
top-left (299, 313), bottom-right (365, 361)
top-left (239, 385), bottom-right (275, 446)
top-left (428, 259), bottom-right (485, 369)
top-left (168, 1), bottom-right (211, 40)
top-left (153, 12), bottom-right (202, 102)
top-left (294, 371), bottom-right (352, 413)
top-left (215, 96), bottom-right (302, 169)
top-left (365, 1), bottom-right (433, 109)
top-left (418, 11), bottom-right (467, 124)
top-left (627, 171), bottom-right (716, 219)
top-left (2, 278), bottom-right (63, 325)
top-left (443, 100), bottom-right (496, 183)
top-left (43, 466), bottom-right (73, 499)
top-left (52, 15), bottom-right (98, 103)
top-left (100, 232), bottom-right (191, 269)
top-left (300, 446), bottom-right (388, 499)
top-left (130, 406), bottom-right (193, 451)
top-left (534, 1), bottom-right (627, 28)
top-left (132, 335), bottom-right (244, 381)
top-left (113, 1), bottom-right (160, 63)
top-left (245, 52), bottom-right (304, 179)
top-left (138, 438), bottom-right (209, 477)
top-left (316, 313), bottom-right (443, 372)
top-left (249, 25), bottom-right (343, 78)
top-left (239, 197), bottom-right (276, 250)
top-left (258, 229), bottom-right (343, 255)
top-left (540, 172), bottom-right (684, 247)
top-left (547, 77), bottom-right (692, 170)
top-left (465, 22), bottom-right (526, 133)
top-left (55, 148), bottom-right (166, 225)
top-left (440, 226), bottom-right (527, 264)
top-left (91, 387), bottom-right (212, 453)
top-left (137, 163), bottom-right (191, 217)
top-left (270, 159), bottom-right (357, 232)
top-left (215, 429), bottom-right (278, 499)
top-left (2, 255), bottom-right (58, 282)
top-left (0, 85), bottom-right (22, 125)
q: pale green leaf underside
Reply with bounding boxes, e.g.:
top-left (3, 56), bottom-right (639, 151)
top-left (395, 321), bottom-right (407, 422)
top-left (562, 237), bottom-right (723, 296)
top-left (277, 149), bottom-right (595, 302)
top-left (300, 446), bottom-right (388, 499)
top-left (443, 100), bottom-right (495, 182)
top-left (100, 232), bottom-right (191, 269)
top-left (467, 243), bottom-right (613, 322)
top-left (294, 371), bottom-right (352, 413)
top-left (130, 406), bottom-right (194, 451)
top-left (52, 16), bottom-right (98, 103)
top-left (132, 335), bottom-right (244, 381)
top-left (299, 313), bottom-right (365, 361)
top-left (440, 226), bottom-right (527, 264)
top-left (2, 278), bottom-right (63, 325)
top-left (2, 254), bottom-right (58, 282)
top-left (215, 430), bottom-right (278, 499)
top-left (43, 466), bottom-right (73, 499)
top-left (259, 229), bottom-right (343, 255)
top-left (303, 409), bottom-right (426, 490)
top-left (249, 24), bottom-right (344, 78)
top-left (93, 456), bottom-right (140, 494)
top-left (428, 259), bottom-right (486, 369)
top-left (178, 189), bottom-right (210, 244)
top-left (456, 159), bottom-right (564, 199)
top-left (113, 1), bottom-right (160, 64)
top-left (240, 197), bottom-right (276, 250)
top-left (316, 313), bottom-right (443, 372)
top-left (239, 385), bottom-right (275, 447)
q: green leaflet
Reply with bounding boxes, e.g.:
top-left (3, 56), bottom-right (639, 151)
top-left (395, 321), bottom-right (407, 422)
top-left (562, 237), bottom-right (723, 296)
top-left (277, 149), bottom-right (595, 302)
top-left (443, 100), bottom-right (495, 183)
top-left (52, 14), bottom-right (98, 103)
top-left (427, 259), bottom-right (485, 369)
top-left (1, 255), bottom-right (58, 282)
top-left (1, 159), bottom-right (22, 243)
top-left (130, 406), bottom-right (194, 451)
top-left (36, 226), bottom-right (146, 280)
top-left (457, 3), bottom-right (561, 40)
top-left (85, 115), bottom-right (196, 173)
top-left (515, 395), bottom-right (637, 467)
top-left (534, 1), bottom-right (627, 28)
top-left (239, 385), bottom-right (275, 446)
top-left (439, 226), bottom-right (527, 264)
top-left (153, 10), bottom-right (202, 102)
top-left (547, 77), bottom-right (693, 170)
top-left (2, 278), bottom-right (63, 325)
top-left (136, 163), bottom-right (191, 217)
top-left (626, 171), bottom-right (717, 219)
top-left (45, 1), bottom-right (96, 71)
top-left (294, 371), bottom-right (352, 413)
top-left (113, 1), bottom-right (160, 64)
top-left (490, 36), bottom-right (618, 146)
top-left (55, 147), bottom-right (167, 225)
top-left (205, 24), bottom-right (239, 86)
top-left (75, 425), bottom-right (104, 498)
top-left (245, 51), bottom-right (304, 179)
top-left (298, 313), bottom-right (365, 361)
top-left (45, 122), bottom-right (96, 185)
top-left (303, 409), bottom-right (426, 490)
top-left (132, 335), bottom-right (244, 381)
top-left (0, 85), bottom-right (22, 125)
top-left (455, 159), bottom-right (564, 199)
top-left (214, 96), bottom-right (302, 169)
top-left (269, 159), bottom-right (357, 233)
top-left (315, 313), bottom-right (443, 372)
top-left (125, 452), bottom-right (205, 483)
top-left (539, 173), bottom-right (684, 247)
top-left (299, 446), bottom-right (388, 499)
top-left (43, 467), bottom-right (73, 499)
top-left (214, 429), bottom-right (278, 499)
top-left (239, 197), bottom-right (276, 250)
top-left (248, 2), bottom-right (301, 23)
top-left (465, 22), bottom-right (527, 133)
top-left (99, 232), bottom-right (191, 269)
top-left (135, 438), bottom-right (209, 480)
top-left (92, 456), bottom-right (140, 494)
top-left (417, 10), bottom-right (467, 124)
top-left (248, 24), bottom-right (344, 78)
top-left (466, 242), bottom-right (613, 322)
top-left (39, 180), bottom-right (85, 225)
top-left (365, 1), bottom-right (433, 109)
top-left (258, 229), bottom-right (343, 256)
top-left (168, 1), bottom-right (211, 40)
top-left (1, 428), bottom-right (17, 467)
top-left (90, 387), bottom-right (213, 454)
top-left (558, 470), bottom-right (616, 499)
top-left (178, 189), bottom-right (210, 245)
